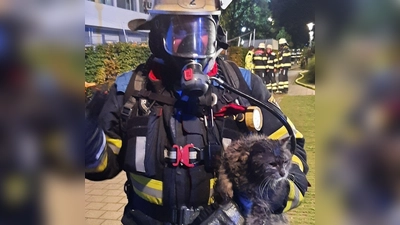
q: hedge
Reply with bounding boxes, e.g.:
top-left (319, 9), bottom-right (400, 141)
top-left (85, 43), bottom-right (252, 84)
top-left (304, 56), bottom-right (315, 84)
top-left (85, 42), bottom-right (151, 84)
top-left (227, 46), bottom-right (247, 68)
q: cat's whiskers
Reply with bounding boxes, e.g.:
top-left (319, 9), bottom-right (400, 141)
top-left (258, 177), bottom-right (273, 199)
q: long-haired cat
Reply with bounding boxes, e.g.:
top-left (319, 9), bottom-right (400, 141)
top-left (215, 134), bottom-right (292, 225)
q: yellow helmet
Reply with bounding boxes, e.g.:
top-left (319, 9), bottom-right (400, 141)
top-left (258, 43), bottom-right (266, 49)
top-left (278, 38), bottom-right (287, 45)
top-left (266, 44), bottom-right (273, 49)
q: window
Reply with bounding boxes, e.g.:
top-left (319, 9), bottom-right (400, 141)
top-left (117, 0), bottom-right (137, 11)
top-left (90, 0), bottom-right (114, 6)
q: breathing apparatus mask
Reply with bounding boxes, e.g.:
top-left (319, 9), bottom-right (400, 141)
top-left (159, 15), bottom-right (218, 96)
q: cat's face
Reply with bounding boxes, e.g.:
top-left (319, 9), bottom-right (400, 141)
top-left (248, 137), bottom-right (292, 183)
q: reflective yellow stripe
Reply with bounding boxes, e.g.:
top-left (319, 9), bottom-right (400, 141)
top-left (268, 118), bottom-right (303, 140)
top-left (208, 178), bottom-right (216, 205)
top-left (283, 53), bottom-right (291, 57)
top-left (268, 126), bottom-right (287, 140)
top-left (253, 56), bottom-right (263, 60)
top-left (283, 180), bottom-right (304, 212)
top-left (254, 66), bottom-right (266, 69)
top-left (130, 173), bottom-right (163, 205)
top-left (86, 152), bottom-right (108, 173)
top-left (291, 155), bottom-right (304, 172)
top-left (131, 173), bottom-right (162, 191)
top-left (106, 136), bottom-right (122, 154)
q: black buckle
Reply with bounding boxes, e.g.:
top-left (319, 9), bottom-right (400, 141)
top-left (121, 106), bottom-right (133, 119)
top-left (177, 206), bottom-right (203, 225)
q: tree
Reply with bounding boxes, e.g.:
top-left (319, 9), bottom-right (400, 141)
top-left (276, 27), bottom-right (293, 47)
top-left (269, 0), bottom-right (315, 48)
top-left (220, 0), bottom-right (277, 43)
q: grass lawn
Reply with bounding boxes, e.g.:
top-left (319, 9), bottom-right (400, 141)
top-left (279, 95), bottom-right (315, 225)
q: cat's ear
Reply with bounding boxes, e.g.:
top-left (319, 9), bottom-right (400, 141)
top-left (251, 142), bottom-right (265, 154)
top-left (280, 136), bottom-right (292, 149)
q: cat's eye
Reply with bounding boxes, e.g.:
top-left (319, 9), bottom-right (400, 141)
top-left (269, 163), bottom-right (277, 167)
top-left (284, 160), bottom-right (289, 164)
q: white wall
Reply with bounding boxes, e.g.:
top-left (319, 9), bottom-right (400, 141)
top-left (85, 0), bottom-right (148, 31)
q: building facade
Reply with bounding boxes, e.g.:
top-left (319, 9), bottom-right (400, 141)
top-left (85, 0), bottom-right (149, 46)
top-left (242, 39), bottom-right (278, 50)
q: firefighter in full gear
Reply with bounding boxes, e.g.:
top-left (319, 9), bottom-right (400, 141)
top-left (277, 38), bottom-right (291, 93)
top-left (252, 43), bottom-right (268, 84)
top-left (291, 49), bottom-right (296, 65)
top-left (85, 0), bottom-right (310, 224)
top-left (296, 49), bottom-right (302, 65)
top-left (244, 45), bottom-right (255, 72)
top-left (265, 44), bottom-right (278, 93)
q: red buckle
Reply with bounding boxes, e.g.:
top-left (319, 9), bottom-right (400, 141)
top-left (172, 144), bottom-right (195, 168)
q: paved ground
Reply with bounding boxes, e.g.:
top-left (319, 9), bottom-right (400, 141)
top-left (287, 68), bottom-right (315, 96)
top-left (84, 67), bottom-right (315, 224)
top-left (85, 173), bottom-right (126, 225)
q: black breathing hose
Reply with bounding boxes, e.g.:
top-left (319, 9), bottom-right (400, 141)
top-left (209, 77), bottom-right (297, 154)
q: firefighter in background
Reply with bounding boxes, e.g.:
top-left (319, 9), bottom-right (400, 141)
top-left (244, 45), bottom-right (255, 72)
top-left (291, 49), bottom-right (296, 65)
top-left (277, 38), bottom-right (291, 93)
top-left (265, 44), bottom-right (278, 93)
top-left (252, 43), bottom-right (268, 84)
top-left (296, 49), bottom-right (302, 65)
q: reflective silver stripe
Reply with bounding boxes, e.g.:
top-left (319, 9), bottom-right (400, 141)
top-left (222, 138), bottom-right (232, 150)
top-left (95, 131), bottom-right (106, 160)
top-left (166, 149), bottom-right (199, 160)
top-left (130, 174), bottom-right (163, 199)
top-left (290, 185), bottom-right (301, 210)
top-left (167, 151), bottom-right (177, 159)
top-left (135, 137), bottom-right (146, 173)
top-left (107, 142), bottom-right (120, 155)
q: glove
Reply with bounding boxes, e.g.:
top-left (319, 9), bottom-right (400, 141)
top-left (85, 89), bottom-right (108, 168)
top-left (199, 201), bottom-right (245, 225)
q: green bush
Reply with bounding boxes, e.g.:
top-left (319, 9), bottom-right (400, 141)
top-left (227, 46), bottom-right (247, 67)
top-left (85, 43), bottom-right (151, 84)
top-left (305, 56), bottom-right (315, 84)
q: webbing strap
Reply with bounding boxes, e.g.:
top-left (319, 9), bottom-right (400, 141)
top-left (131, 89), bottom-right (176, 106)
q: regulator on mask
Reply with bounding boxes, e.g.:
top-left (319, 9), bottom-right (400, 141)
top-left (163, 15), bottom-right (218, 96)
top-left (180, 61), bottom-right (209, 97)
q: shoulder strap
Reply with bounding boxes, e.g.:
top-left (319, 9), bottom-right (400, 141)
top-left (225, 60), bottom-right (252, 95)
top-left (120, 65), bottom-right (148, 121)
top-left (218, 59), bottom-right (251, 106)
top-left (123, 68), bottom-right (147, 104)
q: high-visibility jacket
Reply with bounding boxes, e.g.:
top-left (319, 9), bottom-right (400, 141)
top-left (266, 51), bottom-right (278, 70)
top-left (253, 49), bottom-right (267, 71)
top-left (278, 46), bottom-right (292, 69)
top-left (244, 50), bottom-right (254, 71)
top-left (296, 50), bottom-right (302, 60)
